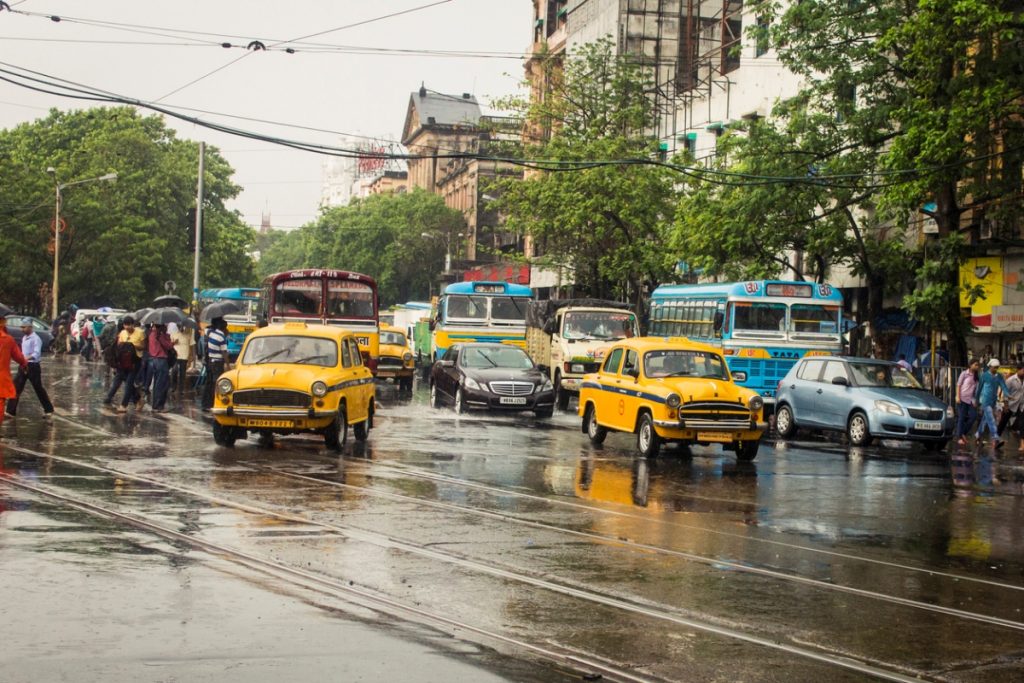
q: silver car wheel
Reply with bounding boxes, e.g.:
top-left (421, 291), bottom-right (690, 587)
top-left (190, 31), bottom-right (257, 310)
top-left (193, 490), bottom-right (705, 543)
top-left (848, 413), bottom-right (869, 445)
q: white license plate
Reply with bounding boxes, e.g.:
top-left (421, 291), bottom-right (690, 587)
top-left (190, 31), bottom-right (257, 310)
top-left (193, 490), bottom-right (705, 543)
top-left (698, 431), bottom-right (736, 442)
top-left (499, 397), bottom-right (527, 405)
top-left (914, 421), bottom-right (942, 431)
top-left (241, 418), bottom-right (294, 428)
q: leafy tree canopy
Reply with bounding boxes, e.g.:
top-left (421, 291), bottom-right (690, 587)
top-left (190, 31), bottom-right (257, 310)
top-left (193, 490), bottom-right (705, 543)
top-left (0, 106), bottom-right (256, 316)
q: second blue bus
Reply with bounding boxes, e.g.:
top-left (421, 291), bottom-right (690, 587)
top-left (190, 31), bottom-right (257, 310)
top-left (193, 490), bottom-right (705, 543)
top-left (648, 280), bottom-right (844, 403)
top-left (430, 281), bottom-right (533, 362)
top-left (198, 287), bottom-right (261, 359)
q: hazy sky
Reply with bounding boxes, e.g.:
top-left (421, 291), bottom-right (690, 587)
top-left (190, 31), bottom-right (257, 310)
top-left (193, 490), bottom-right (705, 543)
top-left (0, 0), bottom-right (534, 230)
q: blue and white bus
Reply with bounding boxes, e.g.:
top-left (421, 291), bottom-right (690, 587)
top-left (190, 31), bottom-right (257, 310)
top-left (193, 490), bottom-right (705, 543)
top-left (431, 281), bottom-right (533, 361)
top-left (648, 280), bottom-right (843, 403)
top-left (198, 287), bottom-right (261, 359)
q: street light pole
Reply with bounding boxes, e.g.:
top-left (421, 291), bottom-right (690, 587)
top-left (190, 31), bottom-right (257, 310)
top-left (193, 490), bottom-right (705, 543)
top-left (45, 168), bottom-right (118, 320)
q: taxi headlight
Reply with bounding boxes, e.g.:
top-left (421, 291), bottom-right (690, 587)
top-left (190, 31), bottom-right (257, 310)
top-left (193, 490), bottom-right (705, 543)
top-left (464, 377), bottom-right (482, 391)
top-left (311, 381), bottom-right (328, 397)
top-left (403, 352), bottom-right (413, 362)
top-left (666, 393), bottom-right (681, 409)
top-left (216, 378), bottom-right (233, 395)
top-left (748, 396), bottom-right (764, 412)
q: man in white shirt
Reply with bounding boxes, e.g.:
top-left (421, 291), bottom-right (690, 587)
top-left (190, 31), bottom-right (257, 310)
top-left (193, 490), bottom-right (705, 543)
top-left (997, 365), bottom-right (1024, 452)
top-left (7, 321), bottom-right (54, 417)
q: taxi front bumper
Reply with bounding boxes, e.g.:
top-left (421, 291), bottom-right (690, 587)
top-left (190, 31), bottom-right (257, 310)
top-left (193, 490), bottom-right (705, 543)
top-left (212, 406), bottom-right (338, 430)
top-left (652, 416), bottom-right (767, 442)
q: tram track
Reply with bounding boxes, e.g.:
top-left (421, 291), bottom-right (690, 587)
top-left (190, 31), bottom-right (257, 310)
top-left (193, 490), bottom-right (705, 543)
top-left (5, 436), bottom-right (1022, 681)
top-left (0, 446), bottom-right (934, 683)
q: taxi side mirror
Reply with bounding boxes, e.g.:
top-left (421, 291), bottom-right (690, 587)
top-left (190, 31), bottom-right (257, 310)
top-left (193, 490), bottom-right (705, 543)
top-left (732, 371), bottom-right (747, 382)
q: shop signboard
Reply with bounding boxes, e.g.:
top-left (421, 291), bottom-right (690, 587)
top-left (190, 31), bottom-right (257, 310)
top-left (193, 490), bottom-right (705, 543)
top-left (991, 305), bottom-right (1024, 333)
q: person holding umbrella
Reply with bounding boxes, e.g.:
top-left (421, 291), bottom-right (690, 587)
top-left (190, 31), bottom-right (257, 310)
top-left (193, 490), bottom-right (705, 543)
top-left (104, 316), bottom-right (145, 412)
top-left (0, 316), bottom-right (29, 430)
top-left (145, 323), bottom-right (175, 412)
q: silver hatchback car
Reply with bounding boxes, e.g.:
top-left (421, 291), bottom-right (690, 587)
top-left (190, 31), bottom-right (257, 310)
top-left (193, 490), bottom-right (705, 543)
top-left (775, 357), bottom-right (955, 451)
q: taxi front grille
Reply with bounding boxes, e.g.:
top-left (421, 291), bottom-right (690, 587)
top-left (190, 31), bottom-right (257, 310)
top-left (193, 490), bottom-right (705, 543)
top-left (678, 401), bottom-right (751, 421)
top-left (489, 381), bottom-right (535, 396)
top-left (377, 356), bottom-right (404, 368)
top-left (233, 389), bottom-right (310, 407)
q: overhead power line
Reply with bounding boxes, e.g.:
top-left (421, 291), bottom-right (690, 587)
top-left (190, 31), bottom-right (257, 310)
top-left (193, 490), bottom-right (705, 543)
top-left (0, 60), bottom-right (1019, 192)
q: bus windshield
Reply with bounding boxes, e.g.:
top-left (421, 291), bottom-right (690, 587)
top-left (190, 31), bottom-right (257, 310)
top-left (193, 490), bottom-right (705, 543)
top-left (789, 304), bottom-right (840, 334)
top-left (274, 278), bottom-right (322, 317)
top-left (490, 297), bottom-right (530, 322)
top-left (733, 302), bottom-right (787, 332)
top-left (326, 280), bottom-right (375, 318)
top-left (447, 295), bottom-right (488, 320)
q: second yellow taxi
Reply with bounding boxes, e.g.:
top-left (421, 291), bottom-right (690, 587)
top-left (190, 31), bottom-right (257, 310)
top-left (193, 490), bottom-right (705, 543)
top-left (211, 322), bottom-right (376, 450)
top-left (578, 337), bottom-right (766, 460)
top-left (375, 325), bottom-right (415, 391)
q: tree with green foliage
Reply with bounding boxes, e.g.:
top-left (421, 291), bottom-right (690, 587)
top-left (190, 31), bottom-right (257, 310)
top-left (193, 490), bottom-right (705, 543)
top-left (257, 189), bottom-right (462, 306)
top-left (0, 107), bottom-right (256, 315)
top-left (754, 0), bottom-right (1024, 362)
top-left (491, 39), bottom-right (679, 309)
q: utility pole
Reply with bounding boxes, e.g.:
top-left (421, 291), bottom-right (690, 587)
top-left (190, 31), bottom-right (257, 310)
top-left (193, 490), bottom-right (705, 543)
top-left (192, 141), bottom-right (205, 308)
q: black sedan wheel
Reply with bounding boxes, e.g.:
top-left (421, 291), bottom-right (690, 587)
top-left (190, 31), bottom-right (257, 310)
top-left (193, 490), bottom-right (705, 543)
top-left (429, 383), bottom-right (441, 409)
top-left (454, 388), bottom-right (467, 415)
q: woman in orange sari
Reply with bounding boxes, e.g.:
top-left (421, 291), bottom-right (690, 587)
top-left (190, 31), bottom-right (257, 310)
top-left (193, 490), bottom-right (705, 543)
top-left (0, 316), bottom-right (29, 429)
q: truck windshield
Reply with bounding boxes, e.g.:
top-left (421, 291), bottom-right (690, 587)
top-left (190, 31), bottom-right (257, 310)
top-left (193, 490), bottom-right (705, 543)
top-left (563, 311), bottom-right (636, 340)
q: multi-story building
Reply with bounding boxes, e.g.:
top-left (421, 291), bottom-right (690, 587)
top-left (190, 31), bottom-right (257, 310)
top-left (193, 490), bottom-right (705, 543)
top-left (401, 85), bottom-right (522, 265)
top-left (368, 171), bottom-right (408, 195)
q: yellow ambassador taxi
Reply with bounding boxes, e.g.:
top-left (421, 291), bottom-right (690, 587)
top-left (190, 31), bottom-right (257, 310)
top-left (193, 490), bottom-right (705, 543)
top-left (375, 325), bottom-right (415, 391)
top-left (211, 322), bottom-right (375, 451)
top-left (578, 337), bottom-right (766, 460)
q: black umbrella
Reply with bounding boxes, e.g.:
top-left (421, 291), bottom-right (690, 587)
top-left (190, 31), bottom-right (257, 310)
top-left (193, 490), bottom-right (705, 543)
top-left (131, 307), bottom-right (153, 322)
top-left (179, 316), bottom-right (198, 330)
top-left (0, 303), bottom-right (12, 317)
top-left (199, 300), bottom-right (244, 322)
top-left (152, 295), bottom-right (188, 309)
top-left (141, 307), bottom-right (189, 326)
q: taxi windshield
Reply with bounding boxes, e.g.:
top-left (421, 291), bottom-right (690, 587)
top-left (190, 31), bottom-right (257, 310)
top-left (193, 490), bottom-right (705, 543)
top-left (242, 335), bottom-right (338, 367)
top-left (380, 331), bottom-right (406, 346)
top-left (644, 349), bottom-right (727, 379)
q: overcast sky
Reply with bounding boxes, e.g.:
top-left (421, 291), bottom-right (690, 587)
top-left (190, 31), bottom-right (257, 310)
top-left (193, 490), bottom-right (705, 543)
top-left (0, 0), bottom-right (534, 230)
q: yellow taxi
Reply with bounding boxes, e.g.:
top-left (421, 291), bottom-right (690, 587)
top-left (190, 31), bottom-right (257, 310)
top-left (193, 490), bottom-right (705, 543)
top-left (578, 337), bottom-right (765, 460)
top-left (211, 322), bottom-right (376, 450)
top-left (375, 325), bottom-right (415, 391)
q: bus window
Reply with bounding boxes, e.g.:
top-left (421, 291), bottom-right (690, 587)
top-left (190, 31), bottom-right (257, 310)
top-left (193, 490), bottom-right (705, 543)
top-left (491, 297), bottom-right (529, 322)
top-left (734, 302), bottom-right (787, 332)
top-left (276, 279), bottom-right (322, 316)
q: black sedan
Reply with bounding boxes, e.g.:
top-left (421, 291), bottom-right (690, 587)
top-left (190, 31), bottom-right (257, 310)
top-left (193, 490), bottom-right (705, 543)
top-left (429, 343), bottom-right (556, 418)
top-left (5, 315), bottom-right (54, 352)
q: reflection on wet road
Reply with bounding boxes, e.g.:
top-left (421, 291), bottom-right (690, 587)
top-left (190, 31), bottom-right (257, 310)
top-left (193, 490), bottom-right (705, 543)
top-left (3, 358), bottom-right (1024, 682)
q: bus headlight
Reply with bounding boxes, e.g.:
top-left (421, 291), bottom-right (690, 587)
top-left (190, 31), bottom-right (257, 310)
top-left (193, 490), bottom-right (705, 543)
top-left (311, 381), bottom-right (328, 397)
top-left (666, 393), bottom-right (681, 408)
top-left (216, 378), bottom-right (234, 395)
top-left (748, 396), bottom-right (764, 412)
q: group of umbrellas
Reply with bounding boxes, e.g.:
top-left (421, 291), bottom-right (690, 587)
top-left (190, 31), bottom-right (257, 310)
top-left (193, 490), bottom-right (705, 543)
top-left (2, 295), bottom-right (244, 327)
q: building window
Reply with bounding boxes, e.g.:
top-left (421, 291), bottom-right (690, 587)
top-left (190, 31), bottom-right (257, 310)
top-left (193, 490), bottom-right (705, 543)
top-left (755, 15), bottom-right (770, 58)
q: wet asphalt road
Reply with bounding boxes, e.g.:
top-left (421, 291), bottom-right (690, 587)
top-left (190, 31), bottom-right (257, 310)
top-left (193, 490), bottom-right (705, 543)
top-left (2, 356), bottom-right (1024, 682)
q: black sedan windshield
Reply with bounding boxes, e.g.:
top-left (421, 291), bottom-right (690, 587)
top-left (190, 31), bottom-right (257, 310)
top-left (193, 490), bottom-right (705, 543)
top-left (461, 346), bottom-right (533, 369)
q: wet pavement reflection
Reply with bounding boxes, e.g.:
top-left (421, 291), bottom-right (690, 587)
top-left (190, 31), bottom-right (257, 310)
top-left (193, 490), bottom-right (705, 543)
top-left (3, 356), bottom-right (1024, 682)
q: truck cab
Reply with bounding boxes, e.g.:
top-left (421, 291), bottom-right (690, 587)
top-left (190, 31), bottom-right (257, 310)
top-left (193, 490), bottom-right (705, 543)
top-left (525, 300), bottom-right (638, 411)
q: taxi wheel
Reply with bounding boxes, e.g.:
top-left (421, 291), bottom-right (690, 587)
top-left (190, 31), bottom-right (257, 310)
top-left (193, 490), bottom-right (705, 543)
top-left (353, 405), bottom-right (371, 441)
top-left (775, 404), bottom-right (798, 438)
top-left (454, 388), bottom-right (467, 415)
top-left (637, 413), bottom-right (661, 458)
top-left (399, 377), bottom-right (413, 392)
top-left (847, 411), bottom-right (873, 447)
top-left (257, 431), bottom-right (275, 448)
top-left (324, 406), bottom-right (348, 451)
top-left (736, 439), bottom-right (760, 461)
top-left (212, 421), bottom-right (236, 448)
top-left (584, 404), bottom-right (607, 445)
top-left (429, 383), bottom-right (441, 409)
top-left (555, 372), bottom-right (570, 411)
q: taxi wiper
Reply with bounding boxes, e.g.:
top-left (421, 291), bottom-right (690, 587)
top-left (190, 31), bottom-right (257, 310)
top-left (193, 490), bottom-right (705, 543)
top-left (293, 354), bottom-right (328, 364)
top-left (254, 348), bottom-right (291, 363)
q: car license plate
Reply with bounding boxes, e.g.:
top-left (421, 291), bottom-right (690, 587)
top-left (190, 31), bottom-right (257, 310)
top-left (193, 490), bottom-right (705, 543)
top-left (499, 397), bottom-right (527, 406)
top-left (698, 431), bottom-right (735, 442)
top-left (241, 418), bottom-right (293, 428)
top-left (914, 421), bottom-right (942, 431)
